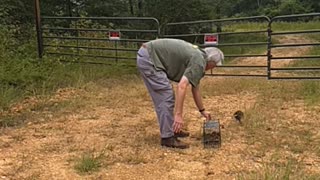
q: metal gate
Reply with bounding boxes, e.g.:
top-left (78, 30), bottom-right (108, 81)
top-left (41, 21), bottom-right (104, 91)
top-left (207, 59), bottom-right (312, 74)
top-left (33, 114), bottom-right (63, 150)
top-left (163, 14), bottom-right (320, 79)
top-left (35, 1), bottom-right (160, 64)
top-left (38, 17), bottom-right (159, 63)
top-left (163, 16), bottom-right (271, 78)
top-left (268, 13), bottom-right (320, 79)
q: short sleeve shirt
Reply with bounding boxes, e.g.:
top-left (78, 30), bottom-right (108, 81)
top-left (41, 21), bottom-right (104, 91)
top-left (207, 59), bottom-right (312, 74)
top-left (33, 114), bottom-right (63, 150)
top-left (145, 39), bottom-right (206, 87)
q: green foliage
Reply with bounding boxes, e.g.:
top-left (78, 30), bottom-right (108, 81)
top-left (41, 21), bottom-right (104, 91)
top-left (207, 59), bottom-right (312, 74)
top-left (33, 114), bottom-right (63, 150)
top-left (0, 55), bottom-right (138, 110)
top-left (277, 0), bottom-right (307, 15)
top-left (2, 0), bottom-right (320, 33)
top-left (0, 0), bottom-right (34, 40)
top-left (263, 0), bottom-right (308, 17)
top-left (144, 0), bottom-right (212, 24)
top-left (0, 26), bottom-right (138, 111)
top-left (0, 0), bottom-right (32, 25)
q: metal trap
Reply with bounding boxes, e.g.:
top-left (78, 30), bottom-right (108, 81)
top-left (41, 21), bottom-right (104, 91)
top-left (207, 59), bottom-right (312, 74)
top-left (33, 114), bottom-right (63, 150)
top-left (203, 119), bottom-right (221, 148)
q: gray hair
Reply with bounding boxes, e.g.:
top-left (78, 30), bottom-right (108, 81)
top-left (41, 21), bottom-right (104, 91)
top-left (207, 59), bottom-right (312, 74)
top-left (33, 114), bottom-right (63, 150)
top-left (204, 47), bottom-right (224, 66)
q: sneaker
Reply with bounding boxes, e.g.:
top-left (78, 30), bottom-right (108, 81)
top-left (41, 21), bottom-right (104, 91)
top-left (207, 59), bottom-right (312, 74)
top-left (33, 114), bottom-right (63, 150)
top-left (161, 136), bottom-right (189, 149)
top-left (174, 130), bottom-right (190, 138)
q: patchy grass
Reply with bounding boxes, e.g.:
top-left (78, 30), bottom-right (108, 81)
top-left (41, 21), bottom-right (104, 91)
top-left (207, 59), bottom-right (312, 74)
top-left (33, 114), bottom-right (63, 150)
top-left (74, 153), bottom-right (102, 174)
top-left (300, 81), bottom-right (320, 105)
top-left (238, 159), bottom-right (320, 180)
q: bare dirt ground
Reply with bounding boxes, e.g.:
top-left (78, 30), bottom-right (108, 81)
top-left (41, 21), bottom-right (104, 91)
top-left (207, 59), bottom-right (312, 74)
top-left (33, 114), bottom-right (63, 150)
top-left (0, 36), bottom-right (319, 180)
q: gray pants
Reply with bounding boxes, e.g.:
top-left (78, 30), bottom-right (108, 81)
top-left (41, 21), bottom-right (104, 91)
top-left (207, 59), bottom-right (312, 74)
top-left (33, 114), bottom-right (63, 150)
top-left (136, 47), bottom-right (174, 138)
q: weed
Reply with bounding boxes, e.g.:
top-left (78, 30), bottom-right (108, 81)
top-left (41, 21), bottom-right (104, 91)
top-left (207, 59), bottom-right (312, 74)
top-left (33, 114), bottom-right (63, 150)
top-left (74, 153), bottom-right (102, 174)
top-left (238, 159), bottom-right (313, 180)
top-left (0, 114), bottom-right (27, 128)
top-left (124, 153), bottom-right (147, 164)
top-left (0, 116), bottom-right (16, 128)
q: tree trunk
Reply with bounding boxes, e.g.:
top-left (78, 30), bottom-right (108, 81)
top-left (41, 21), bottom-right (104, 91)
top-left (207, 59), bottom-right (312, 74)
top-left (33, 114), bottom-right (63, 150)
top-left (216, 2), bottom-right (222, 32)
top-left (129, 0), bottom-right (134, 16)
top-left (138, 0), bottom-right (143, 16)
top-left (67, 0), bottom-right (72, 17)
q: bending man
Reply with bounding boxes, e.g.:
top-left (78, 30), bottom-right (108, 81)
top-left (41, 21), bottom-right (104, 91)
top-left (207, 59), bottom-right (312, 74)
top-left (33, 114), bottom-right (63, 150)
top-left (136, 38), bottom-right (224, 149)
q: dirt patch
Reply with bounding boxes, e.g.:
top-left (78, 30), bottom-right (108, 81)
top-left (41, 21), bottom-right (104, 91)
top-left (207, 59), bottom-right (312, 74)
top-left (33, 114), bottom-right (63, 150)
top-left (0, 88), bottom-right (259, 179)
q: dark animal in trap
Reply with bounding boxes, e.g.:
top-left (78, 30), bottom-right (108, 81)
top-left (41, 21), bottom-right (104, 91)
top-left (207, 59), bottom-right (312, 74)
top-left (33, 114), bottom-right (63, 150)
top-left (203, 119), bottom-right (221, 148)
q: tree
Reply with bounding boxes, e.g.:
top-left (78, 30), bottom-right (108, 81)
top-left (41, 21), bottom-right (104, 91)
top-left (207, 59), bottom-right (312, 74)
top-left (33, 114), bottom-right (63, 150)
top-left (0, 0), bottom-right (34, 39)
top-left (278, 0), bottom-right (307, 15)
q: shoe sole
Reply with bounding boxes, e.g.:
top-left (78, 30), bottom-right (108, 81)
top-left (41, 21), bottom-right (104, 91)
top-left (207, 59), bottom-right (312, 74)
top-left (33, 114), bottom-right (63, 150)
top-left (161, 144), bottom-right (189, 149)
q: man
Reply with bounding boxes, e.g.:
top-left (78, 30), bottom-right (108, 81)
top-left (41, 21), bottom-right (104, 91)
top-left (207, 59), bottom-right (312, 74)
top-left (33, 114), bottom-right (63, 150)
top-left (136, 38), bottom-right (224, 149)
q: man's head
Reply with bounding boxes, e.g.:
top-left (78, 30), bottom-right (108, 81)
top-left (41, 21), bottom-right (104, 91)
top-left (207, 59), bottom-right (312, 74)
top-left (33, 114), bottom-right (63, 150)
top-left (204, 47), bottom-right (224, 70)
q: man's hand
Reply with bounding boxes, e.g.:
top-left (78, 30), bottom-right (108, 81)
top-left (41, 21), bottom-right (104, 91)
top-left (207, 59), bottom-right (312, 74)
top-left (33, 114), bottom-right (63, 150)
top-left (201, 111), bottom-right (211, 121)
top-left (173, 114), bottom-right (183, 133)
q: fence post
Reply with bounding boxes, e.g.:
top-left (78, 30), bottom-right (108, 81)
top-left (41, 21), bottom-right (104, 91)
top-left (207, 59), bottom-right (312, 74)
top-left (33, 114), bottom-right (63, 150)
top-left (115, 41), bottom-right (118, 62)
top-left (267, 22), bottom-right (272, 79)
top-left (34, 0), bottom-right (43, 58)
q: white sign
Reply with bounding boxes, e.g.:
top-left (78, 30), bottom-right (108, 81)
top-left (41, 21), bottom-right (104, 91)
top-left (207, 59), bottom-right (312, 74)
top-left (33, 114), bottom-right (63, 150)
top-left (109, 31), bottom-right (121, 40)
top-left (204, 33), bottom-right (218, 45)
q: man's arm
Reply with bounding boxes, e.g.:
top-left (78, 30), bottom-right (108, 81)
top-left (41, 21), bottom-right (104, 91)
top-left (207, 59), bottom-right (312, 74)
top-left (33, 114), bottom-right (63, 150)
top-left (192, 85), bottom-right (211, 120)
top-left (173, 76), bottom-right (189, 133)
top-left (191, 85), bottom-right (204, 111)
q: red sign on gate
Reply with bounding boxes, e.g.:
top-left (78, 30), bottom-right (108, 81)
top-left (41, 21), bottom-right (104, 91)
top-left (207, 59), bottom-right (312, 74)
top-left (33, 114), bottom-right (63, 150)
top-left (109, 31), bottom-right (121, 40)
top-left (204, 33), bottom-right (218, 45)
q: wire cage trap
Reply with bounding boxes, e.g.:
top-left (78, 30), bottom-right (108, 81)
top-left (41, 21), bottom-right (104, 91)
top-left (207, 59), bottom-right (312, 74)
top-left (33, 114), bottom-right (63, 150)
top-left (203, 119), bottom-right (221, 148)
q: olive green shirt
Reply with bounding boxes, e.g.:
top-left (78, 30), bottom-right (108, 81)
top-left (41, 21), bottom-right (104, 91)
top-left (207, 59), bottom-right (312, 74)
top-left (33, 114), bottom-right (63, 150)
top-left (145, 39), bottom-right (206, 87)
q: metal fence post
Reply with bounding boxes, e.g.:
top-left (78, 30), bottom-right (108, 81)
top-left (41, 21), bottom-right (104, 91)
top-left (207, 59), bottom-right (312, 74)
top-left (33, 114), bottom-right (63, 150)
top-left (115, 41), bottom-right (118, 62)
top-left (267, 22), bottom-right (272, 79)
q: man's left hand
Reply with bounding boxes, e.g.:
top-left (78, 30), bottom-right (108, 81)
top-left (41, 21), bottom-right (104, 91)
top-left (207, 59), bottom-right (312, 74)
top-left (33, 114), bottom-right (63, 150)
top-left (173, 114), bottom-right (184, 133)
top-left (201, 111), bottom-right (211, 121)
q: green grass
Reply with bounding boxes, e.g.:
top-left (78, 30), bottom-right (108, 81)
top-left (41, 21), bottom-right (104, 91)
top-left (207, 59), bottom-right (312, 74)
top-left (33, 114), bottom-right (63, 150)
top-left (300, 81), bottom-right (320, 105)
top-left (272, 22), bottom-right (320, 104)
top-left (73, 145), bottom-right (112, 174)
top-left (74, 153), bottom-right (102, 174)
top-left (0, 52), bottom-right (138, 109)
top-left (238, 159), bottom-right (320, 180)
top-left (271, 21), bottom-right (320, 31)
top-left (215, 22), bottom-right (270, 63)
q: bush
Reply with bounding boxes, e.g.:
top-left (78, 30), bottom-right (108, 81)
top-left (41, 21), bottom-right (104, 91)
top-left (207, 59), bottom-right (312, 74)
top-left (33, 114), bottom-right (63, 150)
top-left (0, 26), bottom-right (139, 111)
